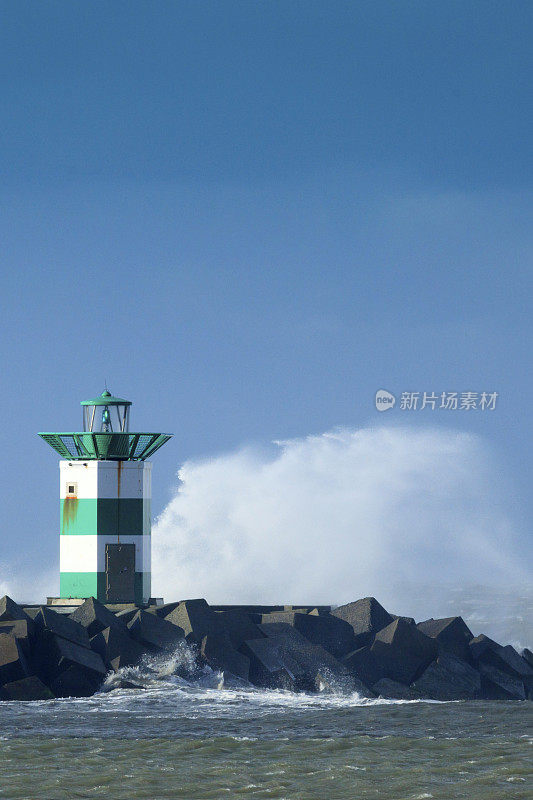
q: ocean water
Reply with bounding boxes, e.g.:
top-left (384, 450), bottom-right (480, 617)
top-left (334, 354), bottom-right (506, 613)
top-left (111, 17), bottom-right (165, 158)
top-left (0, 647), bottom-right (531, 800)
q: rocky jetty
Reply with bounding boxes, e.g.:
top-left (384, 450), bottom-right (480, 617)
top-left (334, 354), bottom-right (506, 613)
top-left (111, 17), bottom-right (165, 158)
top-left (0, 594), bottom-right (531, 701)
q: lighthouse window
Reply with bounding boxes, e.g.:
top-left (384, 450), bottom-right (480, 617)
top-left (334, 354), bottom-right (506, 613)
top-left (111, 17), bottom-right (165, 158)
top-left (66, 483), bottom-right (77, 497)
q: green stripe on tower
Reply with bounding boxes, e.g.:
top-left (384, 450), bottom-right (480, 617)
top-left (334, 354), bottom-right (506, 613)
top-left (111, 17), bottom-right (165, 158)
top-left (60, 571), bottom-right (99, 599)
top-left (60, 498), bottom-right (150, 535)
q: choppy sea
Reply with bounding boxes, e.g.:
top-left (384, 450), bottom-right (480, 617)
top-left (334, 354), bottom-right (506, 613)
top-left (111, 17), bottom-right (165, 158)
top-left (1, 586), bottom-right (532, 800)
top-left (0, 648), bottom-right (531, 800)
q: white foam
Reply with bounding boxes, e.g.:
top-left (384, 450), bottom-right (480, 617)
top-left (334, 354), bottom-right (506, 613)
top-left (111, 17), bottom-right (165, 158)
top-left (96, 642), bottom-right (449, 712)
top-left (152, 426), bottom-right (530, 625)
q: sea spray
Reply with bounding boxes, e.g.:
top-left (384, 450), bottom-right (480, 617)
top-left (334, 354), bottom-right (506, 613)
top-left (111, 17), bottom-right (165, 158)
top-left (99, 640), bottom-right (366, 698)
top-left (153, 426), bottom-right (529, 623)
top-left (100, 639), bottom-right (224, 693)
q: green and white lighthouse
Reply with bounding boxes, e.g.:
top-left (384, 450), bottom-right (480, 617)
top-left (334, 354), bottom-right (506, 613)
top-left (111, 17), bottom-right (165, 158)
top-left (39, 390), bottom-right (172, 604)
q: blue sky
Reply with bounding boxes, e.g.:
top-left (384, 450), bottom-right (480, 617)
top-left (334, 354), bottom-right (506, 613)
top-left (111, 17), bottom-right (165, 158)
top-left (0, 2), bottom-right (532, 583)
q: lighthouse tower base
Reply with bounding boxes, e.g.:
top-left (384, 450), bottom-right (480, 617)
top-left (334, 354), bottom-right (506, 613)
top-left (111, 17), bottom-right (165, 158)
top-left (59, 460), bottom-right (152, 605)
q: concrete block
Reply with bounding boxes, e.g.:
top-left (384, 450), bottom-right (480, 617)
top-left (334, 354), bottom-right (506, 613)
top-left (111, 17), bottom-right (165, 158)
top-left (211, 605), bottom-right (285, 615)
top-left (499, 645), bottom-right (533, 679)
top-left (260, 611), bottom-right (355, 658)
top-left (33, 607), bottom-right (91, 649)
top-left (70, 597), bottom-right (127, 638)
top-left (240, 637), bottom-right (300, 690)
top-left (163, 599), bottom-right (224, 643)
top-left (412, 653), bottom-right (481, 700)
top-left (372, 678), bottom-right (421, 700)
top-left (370, 618), bottom-right (438, 685)
top-left (0, 633), bottom-right (30, 686)
top-left (216, 610), bottom-right (264, 649)
top-left (521, 647), bottom-right (533, 668)
top-left (0, 619), bottom-right (35, 657)
top-left (259, 622), bottom-right (368, 694)
top-left (478, 664), bottom-right (526, 700)
top-left (50, 664), bottom-right (103, 698)
top-left (23, 607), bottom-right (43, 620)
top-left (417, 617), bottom-right (473, 663)
top-left (342, 646), bottom-right (385, 687)
top-left (114, 607), bottom-right (139, 625)
top-left (90, 625), bottom-right (145, 671)
top-left (470, 635), bottom-right (533, 679)
top-left (0, 596), bottom-right (31, 623)
top-left (200, 633), bottom-right (250, 681)
top-left (1, 676), bottom-right (54, 701)
top-left (37, 633), bottom-right (107, 688)
top-left (469, 634), bottom-right (497, 662)
top-left (105, 603), bottom-right (138, 613)
top-left (150, 601), bottom-right (181, 618)
top-left (127, 610), bottom-right (185, 651)
top-left (332, 597), bottom-right (393, 648)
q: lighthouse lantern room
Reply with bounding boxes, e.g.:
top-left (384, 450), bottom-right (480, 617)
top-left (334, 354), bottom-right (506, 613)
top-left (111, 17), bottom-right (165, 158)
top-left (39, 390), bottom-right (172, 604)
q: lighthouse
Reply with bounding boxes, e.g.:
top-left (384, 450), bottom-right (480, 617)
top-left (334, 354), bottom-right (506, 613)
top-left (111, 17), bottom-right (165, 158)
top-left (39, 390), bottom-right (172, 604)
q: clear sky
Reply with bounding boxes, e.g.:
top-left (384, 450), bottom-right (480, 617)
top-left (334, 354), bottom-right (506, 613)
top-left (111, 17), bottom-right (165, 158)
top-left (0, 2), bottom-right (531, 586)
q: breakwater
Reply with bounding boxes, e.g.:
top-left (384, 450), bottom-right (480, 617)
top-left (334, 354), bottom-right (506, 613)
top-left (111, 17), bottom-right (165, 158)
top-left (0, 594), bottom-right (531, 702)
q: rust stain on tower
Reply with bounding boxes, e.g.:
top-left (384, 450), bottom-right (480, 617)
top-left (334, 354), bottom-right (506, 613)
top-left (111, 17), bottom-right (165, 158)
top-left (62, 495), bottom-right (78, 533)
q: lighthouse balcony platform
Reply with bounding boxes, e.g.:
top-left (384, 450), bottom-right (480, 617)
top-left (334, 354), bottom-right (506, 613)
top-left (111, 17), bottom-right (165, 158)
top-left (38, 431), bottom-right (172, 461)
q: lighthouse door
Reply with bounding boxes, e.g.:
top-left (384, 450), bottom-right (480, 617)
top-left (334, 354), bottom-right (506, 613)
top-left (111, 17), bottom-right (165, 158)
top-left (105, 543), bottom-right (135, 603)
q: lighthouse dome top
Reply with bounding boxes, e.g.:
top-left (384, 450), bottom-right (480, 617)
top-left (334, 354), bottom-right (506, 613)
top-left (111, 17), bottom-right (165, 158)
top-left (38, 386), bottom-right (172, 461)
top-left (80, 389), bottom-right (131, 435)
top-left (81, 389), bottom-right (132, 407)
